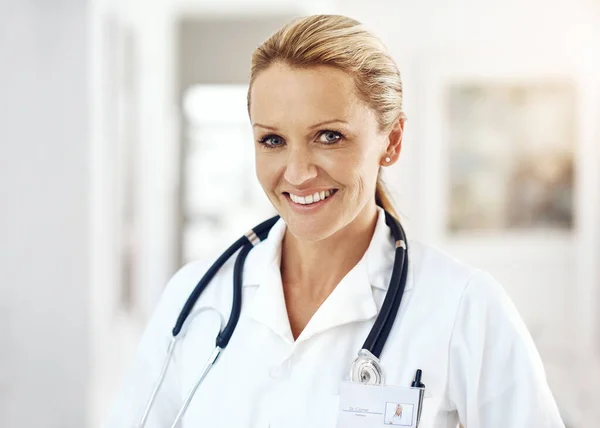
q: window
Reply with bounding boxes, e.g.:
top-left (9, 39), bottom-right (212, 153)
top-left (180, 85), bottom-right (274, 263)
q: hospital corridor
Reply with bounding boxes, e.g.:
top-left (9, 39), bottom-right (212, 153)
top-left (1, 0), bottom-right (600, 426)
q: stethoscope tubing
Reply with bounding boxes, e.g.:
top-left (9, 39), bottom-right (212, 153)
top-left (170, 346), bottom-right (222, 428)
top-left (172, 215), bottom-right (279, 338)
top-left (362, 212), bottom-right (409, 358)
top-left (138, 337), bottom-right (177, 428)
top-left (216, 243), bottom-right (252, 348)
top-left (137, 211), bottom-right (407, 427)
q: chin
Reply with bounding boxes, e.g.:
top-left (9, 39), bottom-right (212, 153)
top-left (286, 223), bottom-right (335, 242)
top-left (281, 211), bottom-right (343, 243)
top-left (268, 190), bottom-right (356, 242)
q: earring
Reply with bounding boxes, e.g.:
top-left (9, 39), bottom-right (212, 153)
top-left (385, 157), bottom-right (391, 163)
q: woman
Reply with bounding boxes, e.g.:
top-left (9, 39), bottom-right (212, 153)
top-left (387, 404), bottom-right (405, 425)
top-left (105, 15), bottom-right (565, 428)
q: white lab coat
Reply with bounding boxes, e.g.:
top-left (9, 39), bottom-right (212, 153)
top-left (386, 412), bottom-right (409, 425)
top-left (104, 207), bottom-right (565, 428)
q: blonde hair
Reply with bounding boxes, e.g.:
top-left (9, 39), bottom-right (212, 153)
top-left (248, 15), bottom-right (405, 220)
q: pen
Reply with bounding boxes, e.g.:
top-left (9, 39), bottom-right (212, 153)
top-left (411, 369), bottom-right (425, 427)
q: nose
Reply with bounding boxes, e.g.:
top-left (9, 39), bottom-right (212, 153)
top-left (283, 146), bottom-right (318, 186)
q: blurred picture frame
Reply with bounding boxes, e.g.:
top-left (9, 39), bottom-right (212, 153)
top-left (417, 51), bottom-right (582, 244)
top-left (446, 82), bottom-right (576, 234)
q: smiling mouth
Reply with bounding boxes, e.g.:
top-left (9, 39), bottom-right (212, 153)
top-left (284, 189), bottom-right (338, 206)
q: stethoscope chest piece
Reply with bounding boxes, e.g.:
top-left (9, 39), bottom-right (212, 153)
top-left (351, 349), bottom-right (385, 385)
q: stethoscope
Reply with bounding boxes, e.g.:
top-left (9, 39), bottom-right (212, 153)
top-left (137, 210), bottom-right (409, 428)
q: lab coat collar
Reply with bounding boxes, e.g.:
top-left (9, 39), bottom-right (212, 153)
top-left (243, 207), bottom-right (413, 344)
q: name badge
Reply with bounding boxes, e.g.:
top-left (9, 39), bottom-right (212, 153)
top-left (336, 382), bottom-right (424, 428)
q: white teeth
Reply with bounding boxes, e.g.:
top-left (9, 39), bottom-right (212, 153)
top-left (289, 190), bottom-right (335, 205)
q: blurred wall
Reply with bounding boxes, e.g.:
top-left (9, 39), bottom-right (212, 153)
top-left (0, 0), bottom-right (90, 427)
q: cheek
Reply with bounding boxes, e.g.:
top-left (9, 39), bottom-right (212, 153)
top-left (255, 152), bottom-right (279, 191)
top-left (329, 145), bottom-right (380, 191)
top-left (358, 139), bottom-right (385, 183)
top-left (255, 157), bottom-right (269, 188)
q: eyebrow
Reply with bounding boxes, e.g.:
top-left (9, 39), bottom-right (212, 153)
top-left (252, 119), bottom-right (349, 131)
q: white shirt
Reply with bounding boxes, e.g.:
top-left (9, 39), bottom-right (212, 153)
top-left (386, 411), bottom-right (408, 425)
top-left (104, 208), bottom-right (565, 428)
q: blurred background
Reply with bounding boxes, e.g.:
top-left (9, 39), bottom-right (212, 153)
top-left (1, 0), bottom-right (599, 426)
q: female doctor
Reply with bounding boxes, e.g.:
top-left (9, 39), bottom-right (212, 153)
top-left (105, 14), bottom-right (565, 428)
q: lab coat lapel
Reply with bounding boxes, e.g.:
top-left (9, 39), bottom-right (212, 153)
top-left (296, 207), bottom-right (409, 341)
top-left (296, 258), bottom-right (378, 343)
top-left (249, 253), bottom-right (378, 345)
top-left (246, 219), bottom-right (296, 343)
top-left (245, 207), bottom-right (410, 344)
top-left (249, 263), bottom-right (295, 343)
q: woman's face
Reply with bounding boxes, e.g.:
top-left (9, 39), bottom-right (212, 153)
top-left (249, 63), bottom-right (392, 241)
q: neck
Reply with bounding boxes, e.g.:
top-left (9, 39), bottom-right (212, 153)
top-left (280, 202), bottom-right (378, 302)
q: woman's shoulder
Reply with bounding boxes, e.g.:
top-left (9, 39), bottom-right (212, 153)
top-left (163, 260), bottom-right (212, 299)
top-left (407, 240), bottom-right (532, 353)
top-left (147, 261), bottom-right (212, 323)
top-left (407, 239), bottom-right (508, 307)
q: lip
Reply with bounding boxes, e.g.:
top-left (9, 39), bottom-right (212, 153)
top-left (284, 189), bottom-right (338, 212)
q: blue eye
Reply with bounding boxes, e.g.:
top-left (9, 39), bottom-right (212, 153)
top-left (318, 131), bottom-right (343, 144)
top-left (259, 135), bottom-right (285, 148)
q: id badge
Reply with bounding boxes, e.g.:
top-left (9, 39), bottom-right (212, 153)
top-left (336, 382), bottom-right (425, 428)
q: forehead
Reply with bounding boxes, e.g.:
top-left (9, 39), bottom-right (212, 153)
top-left (249, 63), bottom-right (366, 125)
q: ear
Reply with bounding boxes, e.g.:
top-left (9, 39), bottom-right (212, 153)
top-left (381, 117), bottom-right (404, 166)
